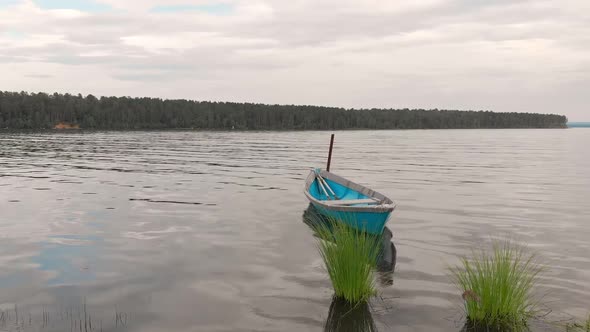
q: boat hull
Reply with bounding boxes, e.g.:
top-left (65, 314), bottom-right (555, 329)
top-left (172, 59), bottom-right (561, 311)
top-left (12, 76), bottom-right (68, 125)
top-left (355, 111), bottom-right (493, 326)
top-left (309, 202), bottom-right (391, 234)
top-left (304, 169), bottom-right (396, 235)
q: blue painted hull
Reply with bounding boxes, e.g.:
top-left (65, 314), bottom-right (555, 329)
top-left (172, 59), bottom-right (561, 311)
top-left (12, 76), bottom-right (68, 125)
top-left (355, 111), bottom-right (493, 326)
top-left (310, 202), bottom-right (391, 235)
top-left (304, 170), bottom-right (395, 235)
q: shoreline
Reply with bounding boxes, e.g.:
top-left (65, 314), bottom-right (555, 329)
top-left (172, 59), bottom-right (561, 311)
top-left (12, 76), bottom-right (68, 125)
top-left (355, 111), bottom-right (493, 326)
top-left (0, 126), bottom-right (570, 132)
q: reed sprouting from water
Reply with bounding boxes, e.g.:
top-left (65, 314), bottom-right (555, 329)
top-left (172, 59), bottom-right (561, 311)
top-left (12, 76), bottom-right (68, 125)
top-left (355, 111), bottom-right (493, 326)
top-left (313, 218), bottom-right (381, 305)
top-left (450, 240), bottom-right (543, 331)
top-left (566, 315), bottom-right (590, 332)
top-left (0, 302), bottom-right (128, 331)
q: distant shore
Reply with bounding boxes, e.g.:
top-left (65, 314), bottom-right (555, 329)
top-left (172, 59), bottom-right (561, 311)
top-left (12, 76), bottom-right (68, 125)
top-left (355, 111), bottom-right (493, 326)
top-left (0, 90), bottom-right (568, 130)
top-left (568, 122), bottom-right (590, 128)
top-left (0, 127), bottom-right (570, 132)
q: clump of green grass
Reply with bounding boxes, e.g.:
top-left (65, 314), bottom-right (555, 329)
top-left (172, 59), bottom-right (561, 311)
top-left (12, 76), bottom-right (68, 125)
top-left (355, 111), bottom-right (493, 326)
top-left (313, 219), bottom-right (381, 305)
top-left (450, 240), bottom-right (543, 331)
top-left (566, 315), bottom-right (590, 332)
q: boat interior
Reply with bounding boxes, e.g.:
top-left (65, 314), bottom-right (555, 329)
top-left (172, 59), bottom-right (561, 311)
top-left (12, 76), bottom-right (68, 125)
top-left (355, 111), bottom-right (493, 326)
top-left (309, 174), bottom-right (382, 206)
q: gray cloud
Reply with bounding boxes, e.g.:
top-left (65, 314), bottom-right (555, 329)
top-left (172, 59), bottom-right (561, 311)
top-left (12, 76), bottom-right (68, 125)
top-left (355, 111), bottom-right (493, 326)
top-left (24, 73), bottom-right (54, 78)
top-left (0, 0), bottom-right (588, 120)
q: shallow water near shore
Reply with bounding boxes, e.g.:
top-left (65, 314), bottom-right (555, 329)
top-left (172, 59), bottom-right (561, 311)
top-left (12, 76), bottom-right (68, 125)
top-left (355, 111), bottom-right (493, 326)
top-left (0, 129), bottom-right (589, 331)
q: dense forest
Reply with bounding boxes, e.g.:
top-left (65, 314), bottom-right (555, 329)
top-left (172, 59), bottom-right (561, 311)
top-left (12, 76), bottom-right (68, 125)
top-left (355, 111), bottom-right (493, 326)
top-left (0, 91), bottom-right (567, 130)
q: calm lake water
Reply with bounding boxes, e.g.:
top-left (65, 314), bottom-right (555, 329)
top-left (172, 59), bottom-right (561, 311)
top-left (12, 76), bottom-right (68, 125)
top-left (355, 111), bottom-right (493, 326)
top-left (0, 129), bottom-right (589, 332)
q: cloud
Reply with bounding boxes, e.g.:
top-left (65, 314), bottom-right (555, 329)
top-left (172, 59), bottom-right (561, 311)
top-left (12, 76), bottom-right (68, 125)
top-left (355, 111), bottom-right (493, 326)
top-left (151, 3), bottom-right (233, 15)
top-left (24, 73), bottom-right (54, 78)
top-left (33, 0), bottom-right (111, 12)
top-left (0, 0), bottom-right (18, 8)
top-left (0, 0), bottom-right (589, 120)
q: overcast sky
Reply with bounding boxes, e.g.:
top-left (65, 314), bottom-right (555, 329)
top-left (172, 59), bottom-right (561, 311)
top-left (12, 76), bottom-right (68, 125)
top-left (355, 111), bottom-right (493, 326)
top-left (1, 0), bottom-right (588, 120)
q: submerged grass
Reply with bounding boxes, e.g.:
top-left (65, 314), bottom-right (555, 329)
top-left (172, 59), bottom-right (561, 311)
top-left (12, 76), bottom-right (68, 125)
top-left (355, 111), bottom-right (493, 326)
top-left (324, 296), bottom-right (377, 332)
top-left (313, 218), bottom-right (381, 305)
top-left (450, 240), bottom-right (543, 331)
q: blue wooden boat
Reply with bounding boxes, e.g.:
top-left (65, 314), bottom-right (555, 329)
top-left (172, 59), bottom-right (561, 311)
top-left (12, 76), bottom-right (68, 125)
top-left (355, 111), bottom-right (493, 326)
top-left (304, 169), bottom-right (396, 234)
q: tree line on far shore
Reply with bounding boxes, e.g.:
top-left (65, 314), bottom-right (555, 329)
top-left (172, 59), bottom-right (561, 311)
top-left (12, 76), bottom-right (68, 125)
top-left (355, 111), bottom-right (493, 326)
top-left (0, 91), bottom-right (568, 130)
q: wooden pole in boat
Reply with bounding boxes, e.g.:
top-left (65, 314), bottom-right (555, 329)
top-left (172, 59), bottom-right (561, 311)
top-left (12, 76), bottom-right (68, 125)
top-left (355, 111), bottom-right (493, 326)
top-left (326, 134), bottom-right (334, 172)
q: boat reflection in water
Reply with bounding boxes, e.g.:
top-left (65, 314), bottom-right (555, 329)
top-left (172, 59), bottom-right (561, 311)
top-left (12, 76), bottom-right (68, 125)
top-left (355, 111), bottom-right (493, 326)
top-left (302, 204), bottom-right (397, 331)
